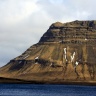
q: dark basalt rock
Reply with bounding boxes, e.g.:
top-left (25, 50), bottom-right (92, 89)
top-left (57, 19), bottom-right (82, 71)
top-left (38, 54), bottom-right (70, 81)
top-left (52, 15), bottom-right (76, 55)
top-left (39, 20), bottom-right (96, 43)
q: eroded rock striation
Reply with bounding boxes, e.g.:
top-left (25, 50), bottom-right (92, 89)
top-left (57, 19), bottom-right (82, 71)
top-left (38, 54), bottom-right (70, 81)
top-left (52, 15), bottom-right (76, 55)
top-left (1, 20), bottom-right (96, 83)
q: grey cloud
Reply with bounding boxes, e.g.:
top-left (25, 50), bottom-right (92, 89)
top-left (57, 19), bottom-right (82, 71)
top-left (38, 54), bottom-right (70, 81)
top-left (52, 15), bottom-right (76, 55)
top-left (0, 46), bottom-right (20, 67)
top-left (0, 5), bottom-right (53, 66)
top-left (37, 0), bottom-right (96, 22)
top-left (37, 0), bottom-right (71, 21)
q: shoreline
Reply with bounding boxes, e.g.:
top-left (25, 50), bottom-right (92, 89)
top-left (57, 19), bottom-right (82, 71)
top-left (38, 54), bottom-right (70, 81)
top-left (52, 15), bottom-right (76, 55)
top-left (0, 77), bottom-right (96, 86)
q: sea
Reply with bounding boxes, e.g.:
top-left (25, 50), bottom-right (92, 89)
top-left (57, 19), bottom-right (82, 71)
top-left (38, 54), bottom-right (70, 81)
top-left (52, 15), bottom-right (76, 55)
top-left (0, 84), bottom-right (96, 96)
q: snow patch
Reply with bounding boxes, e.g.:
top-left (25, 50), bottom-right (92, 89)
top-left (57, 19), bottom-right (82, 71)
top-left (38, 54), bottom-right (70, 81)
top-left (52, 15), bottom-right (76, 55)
top-left (35, 62), bottom-right (38, 64)
top-left (59, 41), bottom-right (62, 43)
top-left (23, 55), bottom-right (29, 59)
top-left (74, 61), bottom-right (79, 68)
top-left (35, 57), bottom-right (39, 59)
top-left (50, 62), bottom-right (53, 66)
top-left (75, 61), bottom-right (79, 66)
top-left (35, 56), bottom-right (39, 64)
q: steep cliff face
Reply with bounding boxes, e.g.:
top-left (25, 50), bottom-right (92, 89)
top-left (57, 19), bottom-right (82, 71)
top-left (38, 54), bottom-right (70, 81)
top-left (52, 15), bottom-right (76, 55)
top-left (0, 20), bottom-right (96, 82)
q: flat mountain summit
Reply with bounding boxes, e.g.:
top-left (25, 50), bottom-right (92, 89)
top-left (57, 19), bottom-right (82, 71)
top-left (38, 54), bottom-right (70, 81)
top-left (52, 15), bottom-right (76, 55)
top-left (0, 20), bottom-right (96, 84)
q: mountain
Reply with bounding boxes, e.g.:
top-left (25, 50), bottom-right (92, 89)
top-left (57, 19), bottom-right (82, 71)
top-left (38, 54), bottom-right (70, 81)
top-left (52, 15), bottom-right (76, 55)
top-left (0, 20), bottom-right (96, 84)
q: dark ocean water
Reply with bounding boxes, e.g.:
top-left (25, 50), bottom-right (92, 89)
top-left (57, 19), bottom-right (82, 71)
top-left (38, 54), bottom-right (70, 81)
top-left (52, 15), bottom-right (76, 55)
top-left (0, 84), bottom-right (96, 96)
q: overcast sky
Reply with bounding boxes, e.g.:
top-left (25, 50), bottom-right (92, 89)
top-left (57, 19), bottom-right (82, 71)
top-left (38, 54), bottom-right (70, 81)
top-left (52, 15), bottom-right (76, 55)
top-left (0, 0), bottom-right (96, 67)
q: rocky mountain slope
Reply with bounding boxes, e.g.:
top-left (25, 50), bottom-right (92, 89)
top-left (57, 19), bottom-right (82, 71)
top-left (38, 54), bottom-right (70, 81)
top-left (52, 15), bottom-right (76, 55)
top-left (0, 20), bottom-right (96, 83)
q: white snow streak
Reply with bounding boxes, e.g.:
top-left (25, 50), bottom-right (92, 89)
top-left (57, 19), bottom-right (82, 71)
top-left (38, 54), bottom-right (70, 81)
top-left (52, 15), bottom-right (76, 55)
top-left (71, 52), bottom-right (75, 62)
top-left (50, 62), bottom-right (53, 66)
top-left (23, 55), bottom-right (29, 59)
top-left (64, 48), bottom-right (67, 61)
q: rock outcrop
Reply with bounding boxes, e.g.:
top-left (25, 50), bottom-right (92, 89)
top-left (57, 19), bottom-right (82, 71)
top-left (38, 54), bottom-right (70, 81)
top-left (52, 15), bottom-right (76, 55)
top-left (0, 20), bottom-right (96, 83)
